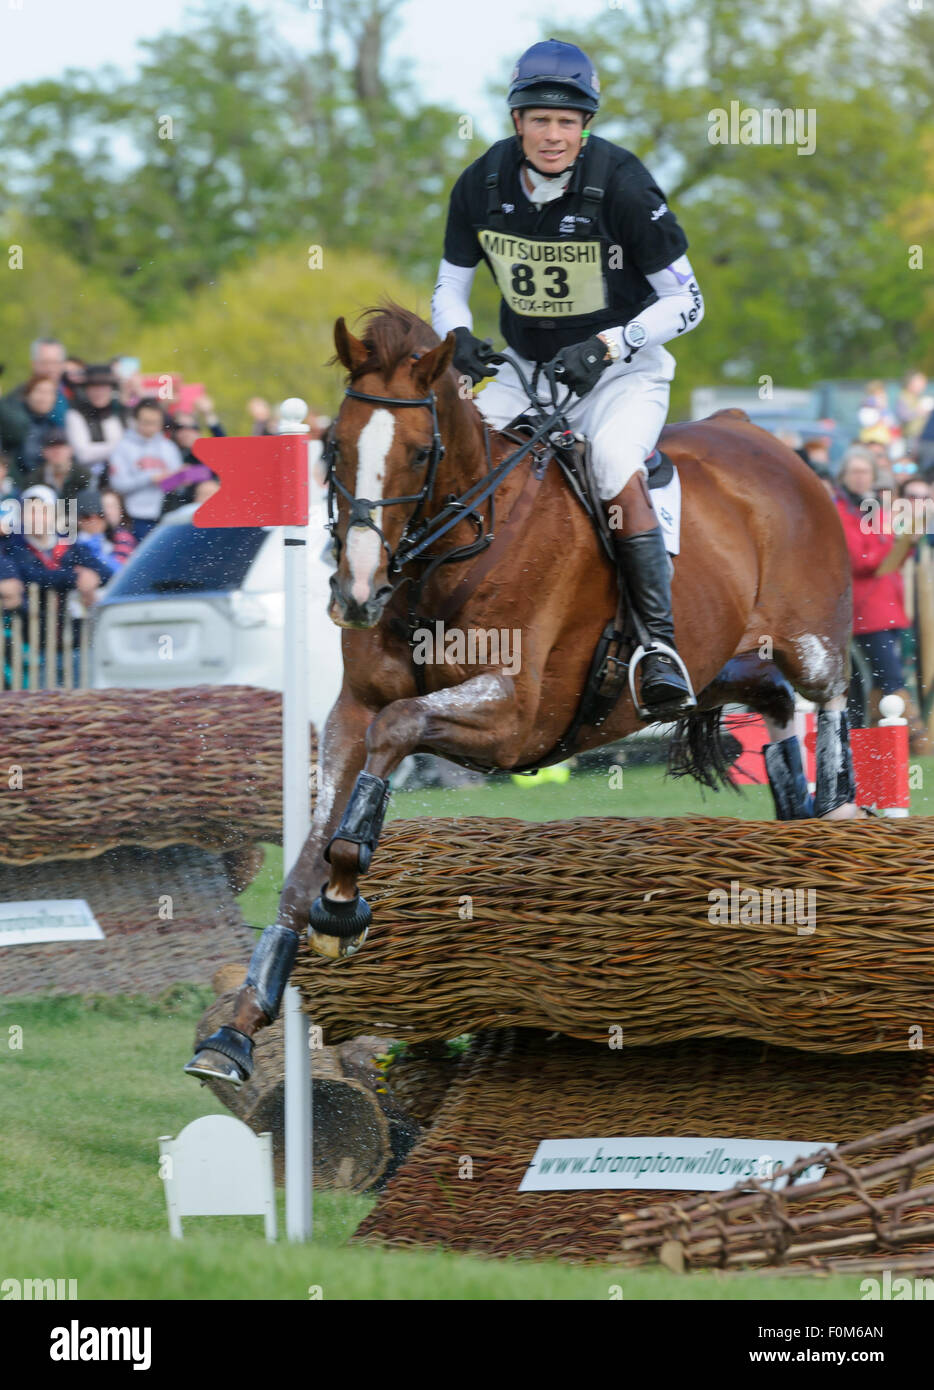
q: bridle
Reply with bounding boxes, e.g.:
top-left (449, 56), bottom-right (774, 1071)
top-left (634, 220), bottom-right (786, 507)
top-left (323, 349), bottom-right (576, 592)
top-left (324, 378), bottom-right (448, 578)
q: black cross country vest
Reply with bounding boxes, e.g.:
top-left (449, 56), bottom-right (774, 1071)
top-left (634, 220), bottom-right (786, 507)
top-left (476, 134), bottom-right (646, 361)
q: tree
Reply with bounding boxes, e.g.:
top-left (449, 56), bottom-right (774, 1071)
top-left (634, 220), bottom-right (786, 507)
top-left (556, 0), bottom-right (932, 404)
top-left (0, 215), bottom-right (137, 381)
top-left (133, 241), bottom-right (422, 432)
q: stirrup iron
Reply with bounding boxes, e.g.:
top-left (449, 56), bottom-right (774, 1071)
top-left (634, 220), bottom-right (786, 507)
top-left (627, 641), bottom-right (697, 721)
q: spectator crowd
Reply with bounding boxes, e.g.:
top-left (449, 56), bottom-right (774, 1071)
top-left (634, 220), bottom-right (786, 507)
top-left (0, 336), bottom-right (305, 682)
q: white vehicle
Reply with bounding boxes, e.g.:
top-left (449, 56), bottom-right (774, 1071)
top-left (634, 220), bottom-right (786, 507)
top-left (91, 499), bottom-right (343, 736)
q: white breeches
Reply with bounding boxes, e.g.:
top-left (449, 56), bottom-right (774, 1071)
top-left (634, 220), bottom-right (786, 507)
top-left (474, 344), bottom-right (676, 501)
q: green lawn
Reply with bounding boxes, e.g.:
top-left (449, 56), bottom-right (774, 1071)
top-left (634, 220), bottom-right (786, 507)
top-left (0, 995), bottom-right (866, 1300)
top-left (3, 757), bottom-right (925, 1300)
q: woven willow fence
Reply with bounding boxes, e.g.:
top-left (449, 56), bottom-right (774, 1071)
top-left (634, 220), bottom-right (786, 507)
top-left (294, 815), bottom-right (934, 1054)
top-left (0, 685), bottom-right (311, 995)
top-left (0, 685), bottom-right (310, 863)
top-left (353, 1030), bottom-right (934, 1263)
top-left (288, 815), bottom-right (934, 1263)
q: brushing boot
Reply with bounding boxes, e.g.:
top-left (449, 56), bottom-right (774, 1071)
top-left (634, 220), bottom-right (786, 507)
top-left (764, 735), bottom-right (814, 819)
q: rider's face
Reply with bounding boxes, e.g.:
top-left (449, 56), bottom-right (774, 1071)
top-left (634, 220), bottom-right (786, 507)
top-left (514, 108), bottom-right (585, 174)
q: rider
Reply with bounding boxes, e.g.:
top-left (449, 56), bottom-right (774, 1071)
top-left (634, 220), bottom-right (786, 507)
top-left (431, 37), bottom-right (704, 714)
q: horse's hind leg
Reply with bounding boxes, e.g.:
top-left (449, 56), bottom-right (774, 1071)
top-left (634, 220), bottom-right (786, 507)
top-left (811, 694), bottom-right (862, 819)
top-left (701, 653), bottom-right (813, 819)
top-left (770, 637), bottom-right (864, 820)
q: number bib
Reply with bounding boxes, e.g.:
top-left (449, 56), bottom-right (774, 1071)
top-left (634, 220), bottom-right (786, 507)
top-left (478, 229), bottom-right (607, 319)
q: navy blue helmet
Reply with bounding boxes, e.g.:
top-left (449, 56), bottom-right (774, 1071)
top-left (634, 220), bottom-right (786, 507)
top-left (507, 38), bottom-right (600, 116)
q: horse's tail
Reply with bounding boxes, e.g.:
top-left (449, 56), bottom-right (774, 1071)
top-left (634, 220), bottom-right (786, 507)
top-left (666, 709), bottom-right (741, 793)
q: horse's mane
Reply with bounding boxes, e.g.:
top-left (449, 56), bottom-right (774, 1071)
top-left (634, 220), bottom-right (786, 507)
top-left (339, 301), bottom-right (441, 383)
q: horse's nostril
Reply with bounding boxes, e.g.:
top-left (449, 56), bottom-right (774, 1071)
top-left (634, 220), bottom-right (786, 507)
top-left (373, 585), bottom-right (393, 605)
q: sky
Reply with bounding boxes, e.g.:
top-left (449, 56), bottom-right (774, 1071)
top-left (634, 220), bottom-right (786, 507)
top-left (0, 0), bottom-right (608, 132)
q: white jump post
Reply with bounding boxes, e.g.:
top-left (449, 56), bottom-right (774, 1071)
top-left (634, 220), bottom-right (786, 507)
top-left (277, 397), bottom-right (314, 1241)
top-left (876, 694), bottom-right (910, 818)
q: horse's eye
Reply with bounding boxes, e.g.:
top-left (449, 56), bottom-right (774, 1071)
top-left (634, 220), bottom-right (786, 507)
top-left (413, 446), bottom-right (431, 468)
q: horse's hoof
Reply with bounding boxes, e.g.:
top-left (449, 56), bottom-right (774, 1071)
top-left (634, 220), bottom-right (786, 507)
top-left (311, 889), bottom-right (375, 945)
top-left (183, 1025), bottom-right (254, 1087)
top-left (183, 1049), bottom-right (245, 1088)
top-left (308, 925), bottom-right (369, 959)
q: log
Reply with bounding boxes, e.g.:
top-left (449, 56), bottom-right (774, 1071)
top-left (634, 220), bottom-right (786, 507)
top-left (194, 979), bottom-right (423, 1190)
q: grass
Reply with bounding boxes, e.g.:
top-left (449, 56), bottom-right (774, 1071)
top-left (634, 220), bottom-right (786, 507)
top-left (0, 995), bottom-right (866, 1300)
top-left (4, 757), bottom-right (928, 1299)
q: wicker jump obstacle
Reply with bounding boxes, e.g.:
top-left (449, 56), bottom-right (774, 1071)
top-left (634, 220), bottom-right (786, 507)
top-left (289, 814), bottom-right (934, 1268)
top-left (0, 685), bottom-right (300, 997)
top-left (5, 687), bottom-right (931, 1259)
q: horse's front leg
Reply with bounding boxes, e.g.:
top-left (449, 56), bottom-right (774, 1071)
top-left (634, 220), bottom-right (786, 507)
top-left (310, 672), bottom-right (523, 957)
top-left (184, 684), bottom-right (374, 1084)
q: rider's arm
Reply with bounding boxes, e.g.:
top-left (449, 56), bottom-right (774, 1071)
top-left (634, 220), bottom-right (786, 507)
top-left (431, 259), bottom-right (478, 337)
top-left (597, 160), bottom-right (704, 358)
top-left (432, 166), bottom-right (483, 338)
top-left (598, 255), bottom-right (705, 358)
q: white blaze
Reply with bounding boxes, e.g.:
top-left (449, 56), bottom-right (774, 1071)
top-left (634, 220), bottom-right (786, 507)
top-left (346, 409), bottom-right (394, 603)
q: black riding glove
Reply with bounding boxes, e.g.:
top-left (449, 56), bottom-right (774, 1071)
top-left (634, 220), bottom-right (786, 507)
top-left (452, 326), bottom-right (494, 386)
top-left (549, 334), bottom-right (611, 397)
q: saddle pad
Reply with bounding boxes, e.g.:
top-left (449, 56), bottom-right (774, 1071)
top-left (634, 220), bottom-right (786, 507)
top-left (646, 450), bottom-right (681, 556)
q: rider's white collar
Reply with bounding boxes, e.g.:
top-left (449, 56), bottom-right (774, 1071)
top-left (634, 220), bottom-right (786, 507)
top-left (521, 162), bottom-right (575, 205)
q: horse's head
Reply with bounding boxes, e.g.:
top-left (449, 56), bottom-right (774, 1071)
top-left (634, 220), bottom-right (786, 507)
top-left (325, 306), bottom-right (456, 629)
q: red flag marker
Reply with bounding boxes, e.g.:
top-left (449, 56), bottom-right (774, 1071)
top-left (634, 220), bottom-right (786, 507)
top-left (191, 435), bottom-right (309, 527)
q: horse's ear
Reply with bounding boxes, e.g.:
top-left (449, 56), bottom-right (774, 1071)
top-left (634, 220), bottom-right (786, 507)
top-left (412, 332), bottom-right (456, 394)
top-left (333, 317), bottom-right (369, 372)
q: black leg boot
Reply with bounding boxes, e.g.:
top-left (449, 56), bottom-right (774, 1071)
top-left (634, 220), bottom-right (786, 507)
top-left (184, 924), bottom-right (299, 1086)
top-left (612, 526), bottom-right (695, 714)
top-left (813, 710), bottom-right (857, 817)
top-left (764, 736), bottom-right (814, 819)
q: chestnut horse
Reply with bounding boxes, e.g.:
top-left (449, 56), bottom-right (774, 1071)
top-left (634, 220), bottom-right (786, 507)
top-left (186, 304), bottom-right (859, 1086)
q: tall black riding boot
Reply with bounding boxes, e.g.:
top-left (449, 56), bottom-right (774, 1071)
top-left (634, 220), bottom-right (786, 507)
top-left (612, 526), bottom-right (695, 714)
